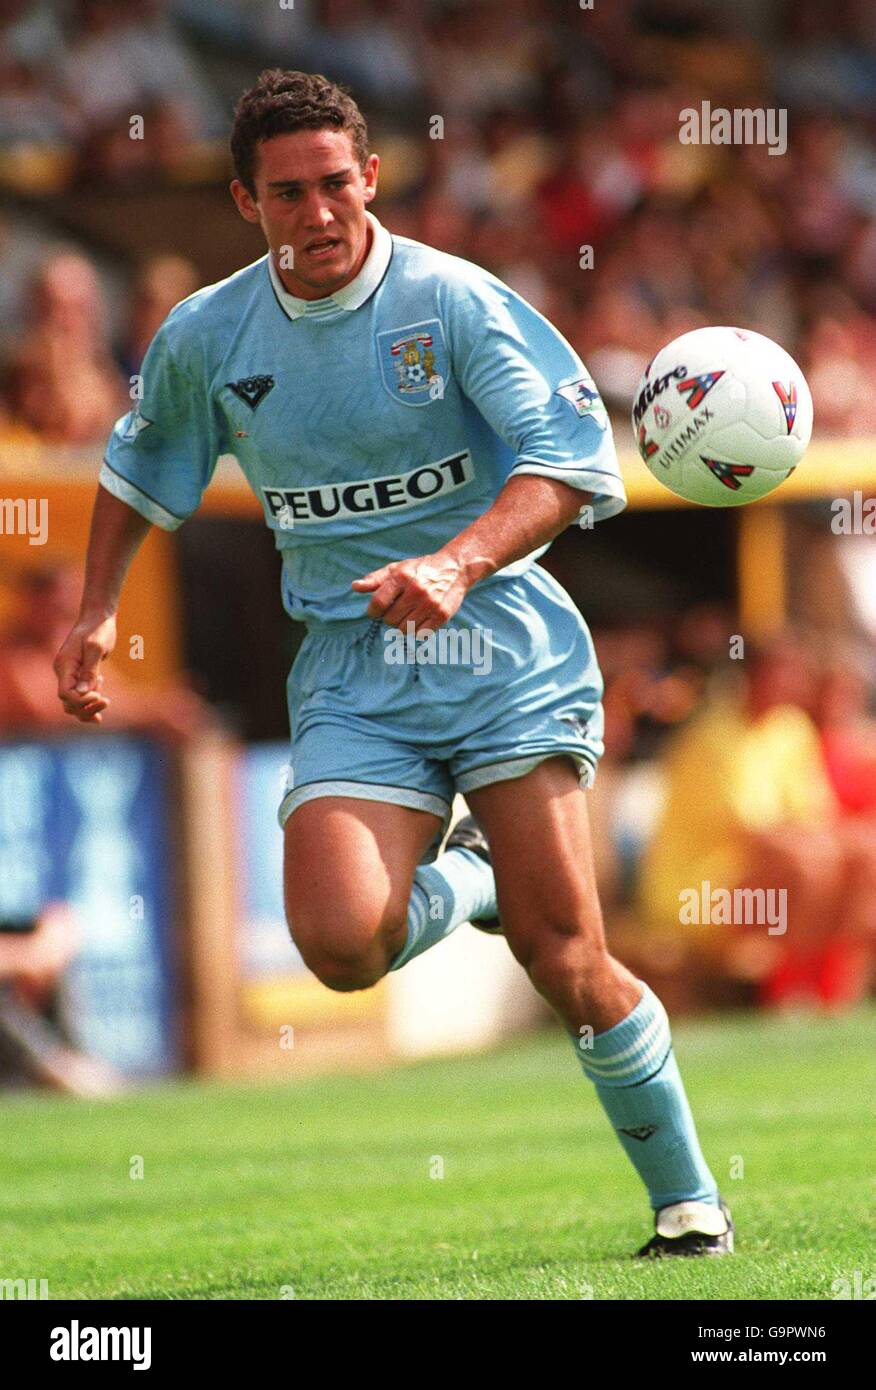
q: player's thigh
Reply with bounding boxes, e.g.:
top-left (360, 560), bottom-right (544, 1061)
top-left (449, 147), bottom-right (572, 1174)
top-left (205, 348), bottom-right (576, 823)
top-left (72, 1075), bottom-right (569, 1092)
top-left (466, 757), bottom-right (607, 962)
top-left (283, 796), bottom-right (442, 960)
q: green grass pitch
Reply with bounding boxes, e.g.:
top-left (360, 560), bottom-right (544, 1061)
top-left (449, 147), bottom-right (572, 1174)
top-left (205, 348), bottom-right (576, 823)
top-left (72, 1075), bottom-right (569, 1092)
top-left (1, 1007), bottom-right (873, 1300)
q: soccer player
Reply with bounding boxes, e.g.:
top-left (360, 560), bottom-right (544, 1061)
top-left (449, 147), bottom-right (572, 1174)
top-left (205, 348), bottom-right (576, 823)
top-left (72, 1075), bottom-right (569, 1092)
top-left (54, 71), bottom-right (732, 1257)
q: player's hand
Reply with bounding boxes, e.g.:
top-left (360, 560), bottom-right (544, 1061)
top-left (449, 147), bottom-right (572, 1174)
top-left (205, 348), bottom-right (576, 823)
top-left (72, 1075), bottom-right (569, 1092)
top-left (53, 614), bottom-right (116, 723)
top-left (352, 552), bottom-right (470, 632)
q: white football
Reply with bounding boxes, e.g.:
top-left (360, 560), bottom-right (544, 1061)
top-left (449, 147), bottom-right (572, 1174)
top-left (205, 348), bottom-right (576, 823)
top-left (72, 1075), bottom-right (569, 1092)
top-left (631, 326), bottom-right (813, 505)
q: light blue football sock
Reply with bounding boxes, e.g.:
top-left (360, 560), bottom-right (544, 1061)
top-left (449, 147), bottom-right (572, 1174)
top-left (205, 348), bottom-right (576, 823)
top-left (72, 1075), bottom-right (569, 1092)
top-left (389, 847), bottom-right (497, 971)
top-left (571, 982), bottom-right (719, 1211)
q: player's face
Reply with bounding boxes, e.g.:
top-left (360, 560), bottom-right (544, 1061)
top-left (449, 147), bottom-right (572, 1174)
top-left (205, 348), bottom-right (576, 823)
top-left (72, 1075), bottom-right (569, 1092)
top-left (231, 129), bottom-right (379, 300)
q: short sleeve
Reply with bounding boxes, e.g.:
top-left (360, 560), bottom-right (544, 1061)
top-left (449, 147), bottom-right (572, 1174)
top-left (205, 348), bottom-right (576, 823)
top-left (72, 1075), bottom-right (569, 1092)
top-left (100, 322), bottom-right (223, 531)
top-left (444, 273), bottom-right (627, 523)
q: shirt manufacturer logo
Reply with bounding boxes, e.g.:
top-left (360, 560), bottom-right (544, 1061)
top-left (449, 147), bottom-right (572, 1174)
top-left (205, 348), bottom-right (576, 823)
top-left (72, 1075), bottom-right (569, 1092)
top-left (226, 375), bottom-right (275, 409)
top-left (618, 1124), bottom-right (657, 1141)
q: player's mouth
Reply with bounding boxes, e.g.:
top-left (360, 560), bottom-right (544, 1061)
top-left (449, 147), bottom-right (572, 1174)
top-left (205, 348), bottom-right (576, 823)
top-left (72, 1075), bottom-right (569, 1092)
top-left (303, 237), bottom-right (342, 261)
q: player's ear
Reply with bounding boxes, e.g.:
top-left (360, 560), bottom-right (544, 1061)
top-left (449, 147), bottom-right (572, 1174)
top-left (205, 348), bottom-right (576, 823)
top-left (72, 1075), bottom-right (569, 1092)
top-left (230, 179), bottom-right (261, 224)
top-left (361, 153), bottom-right (379, 204)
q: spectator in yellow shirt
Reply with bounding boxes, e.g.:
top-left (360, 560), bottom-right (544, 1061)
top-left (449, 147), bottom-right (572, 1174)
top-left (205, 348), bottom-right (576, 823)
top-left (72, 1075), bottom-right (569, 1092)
top-left (637, 636), bottom-right (874, 1007)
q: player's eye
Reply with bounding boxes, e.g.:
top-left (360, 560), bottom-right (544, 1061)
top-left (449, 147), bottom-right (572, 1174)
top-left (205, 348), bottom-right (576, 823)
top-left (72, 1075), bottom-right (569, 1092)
top-left (327, 179), bottom-right (348, 191)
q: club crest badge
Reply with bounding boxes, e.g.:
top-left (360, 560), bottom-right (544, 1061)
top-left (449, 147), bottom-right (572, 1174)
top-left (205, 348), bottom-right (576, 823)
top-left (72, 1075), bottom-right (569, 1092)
top-left (377, 319), bottom-right (448, 406)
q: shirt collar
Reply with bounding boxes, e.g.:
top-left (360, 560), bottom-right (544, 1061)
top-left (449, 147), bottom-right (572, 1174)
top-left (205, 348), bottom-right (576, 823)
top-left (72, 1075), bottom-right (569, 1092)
top-left (267, 211), bottom-right (391, 321)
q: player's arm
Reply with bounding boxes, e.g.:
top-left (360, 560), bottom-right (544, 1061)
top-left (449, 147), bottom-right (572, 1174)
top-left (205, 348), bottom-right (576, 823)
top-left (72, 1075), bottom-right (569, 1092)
top-left (355, 269), bottom-right (624, 632)
top-left (54, 313), bottom-right (223, 721)
top-left (54, 487), bottom-right (153, 722)
top-left (354, 475), bottom-right (591, 632)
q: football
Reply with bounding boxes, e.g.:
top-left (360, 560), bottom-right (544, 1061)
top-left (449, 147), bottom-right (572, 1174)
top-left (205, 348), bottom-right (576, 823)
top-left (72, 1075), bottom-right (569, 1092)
top-left (631, 326), bottom-right (813, 505)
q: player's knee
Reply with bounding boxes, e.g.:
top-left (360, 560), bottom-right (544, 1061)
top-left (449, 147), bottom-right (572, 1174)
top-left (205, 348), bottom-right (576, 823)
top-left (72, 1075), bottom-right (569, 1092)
top-left (506, 895), bottom-right (605, 970)
top-left (308, 949), bottom-right (385, 993)
top-left (512, 906), bottom-right (611, 996)
top-left (286, 902), bottom-right (408, 993)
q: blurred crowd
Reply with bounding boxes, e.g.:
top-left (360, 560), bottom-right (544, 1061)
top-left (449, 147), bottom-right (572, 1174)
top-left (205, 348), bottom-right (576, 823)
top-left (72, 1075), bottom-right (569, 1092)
top-left (0, 247), bottom-right (199, 442)
top-left (591, 614), bottom-right (876, 1011)
top-left (0, 562), bottom-right (213, 738)
top-left (1, 0), bottom-right (876, 438)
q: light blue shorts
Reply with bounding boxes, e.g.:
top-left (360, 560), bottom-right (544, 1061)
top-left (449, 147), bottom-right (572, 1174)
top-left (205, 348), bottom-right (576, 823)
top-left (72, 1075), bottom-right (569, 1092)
top-left (278, 564), bottom-right (605, 845)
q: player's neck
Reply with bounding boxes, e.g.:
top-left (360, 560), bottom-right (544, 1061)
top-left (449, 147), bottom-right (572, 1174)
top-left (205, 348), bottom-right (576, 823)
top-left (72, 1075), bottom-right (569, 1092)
top-left (273, 221), bottom-right (373, 302)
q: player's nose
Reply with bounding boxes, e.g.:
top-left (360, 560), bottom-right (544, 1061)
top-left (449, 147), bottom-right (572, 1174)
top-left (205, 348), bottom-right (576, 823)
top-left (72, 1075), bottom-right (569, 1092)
top-left (301, 196), bottom-right (335, 230)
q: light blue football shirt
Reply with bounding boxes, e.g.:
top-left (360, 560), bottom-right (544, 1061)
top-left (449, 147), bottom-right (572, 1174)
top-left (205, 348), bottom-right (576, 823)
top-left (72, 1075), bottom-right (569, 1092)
top-left (101, 213), bottom-right (627, 624)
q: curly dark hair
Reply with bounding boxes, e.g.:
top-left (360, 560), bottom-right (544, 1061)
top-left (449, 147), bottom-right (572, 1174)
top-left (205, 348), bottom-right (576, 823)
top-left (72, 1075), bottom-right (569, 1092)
top-left (230, 69), bottom-right (369, 195)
